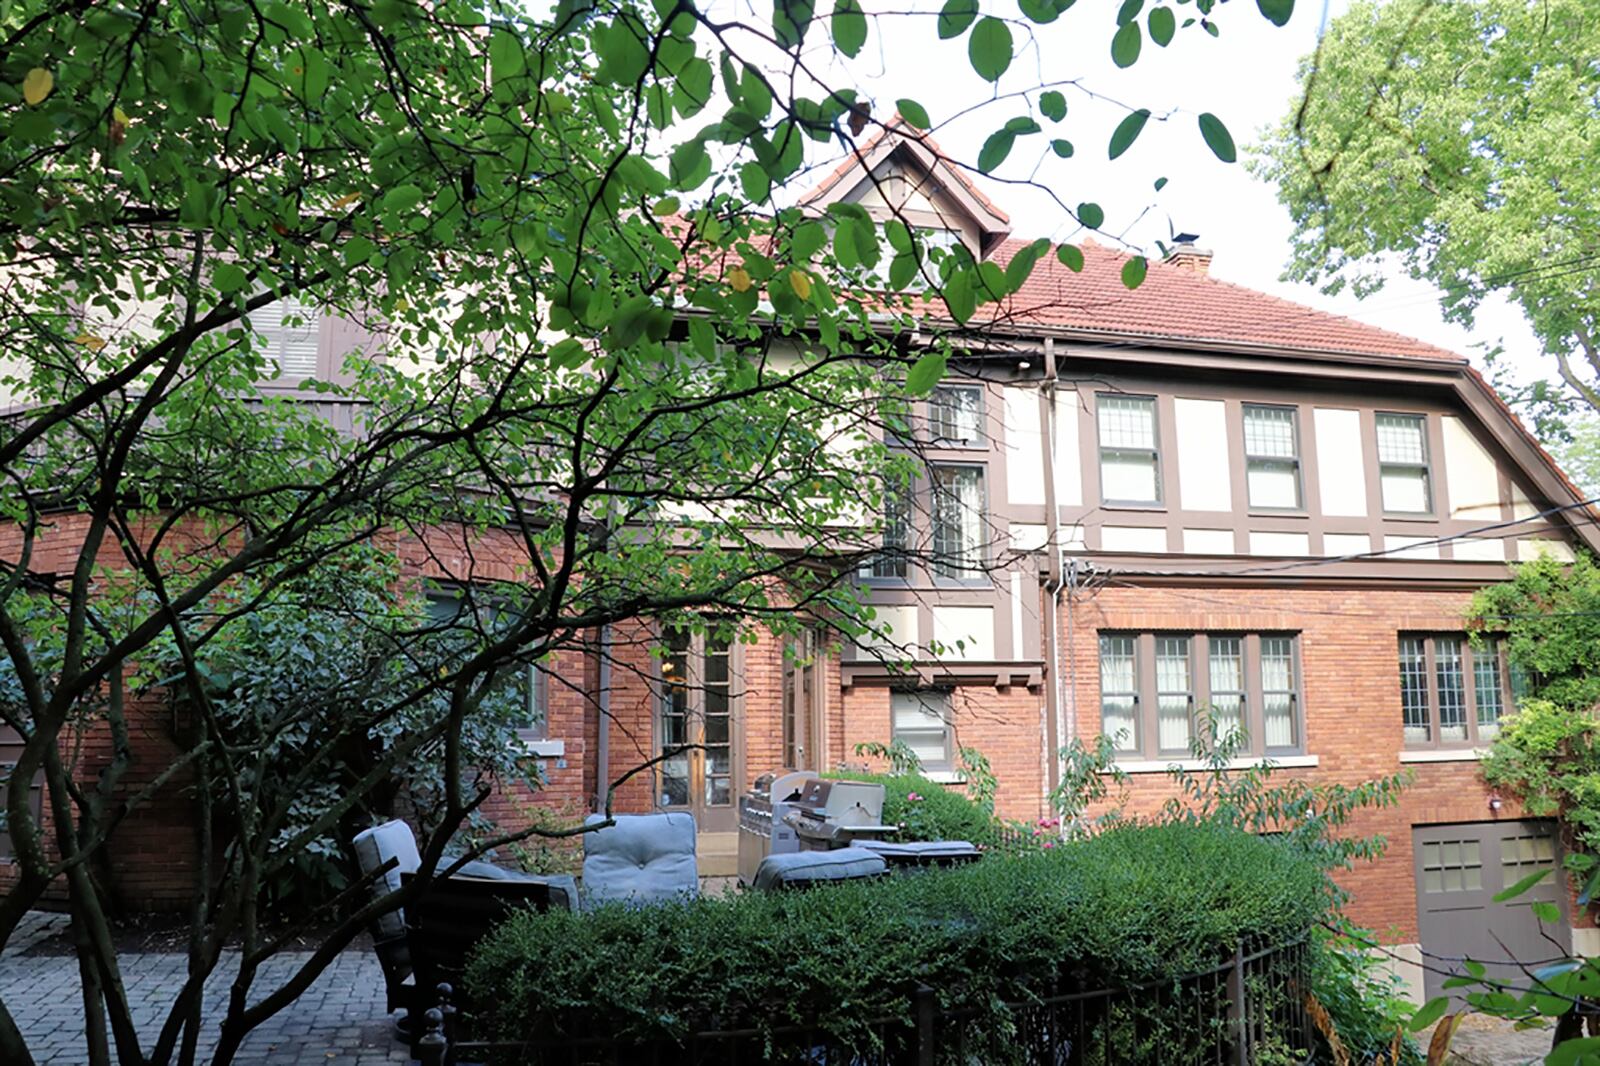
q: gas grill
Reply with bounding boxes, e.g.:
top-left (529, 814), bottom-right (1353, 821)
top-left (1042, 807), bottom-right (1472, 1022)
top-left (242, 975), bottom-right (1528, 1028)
top-left (737, 770), bottom-right (819, 885)
top-left (783, 779), bottom-right (898, 851)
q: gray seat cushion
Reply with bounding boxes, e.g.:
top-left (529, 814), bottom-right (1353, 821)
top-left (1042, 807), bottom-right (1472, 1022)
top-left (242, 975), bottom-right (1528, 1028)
top-left (752, 847), bottom-right (888, 891)
top-left (352, 820), bottom-right (421, 943)
top-left (581, 813), bottom-right (698, 907)
top-left (854, 840), bottom-right (982, 863)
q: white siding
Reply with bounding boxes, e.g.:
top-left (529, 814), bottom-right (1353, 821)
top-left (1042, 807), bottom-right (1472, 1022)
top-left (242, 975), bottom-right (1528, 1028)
top-left (1442, 416), bottom-right (1502, 521)
top-left (858, 605), bottom-right (918, 656)
top-left (1182, 528), bottom-right (1235, 555)
top-left (1054, 391), bottom-right (1083, 508)
top-left (1102, 526), bottom-right (1168, 553)
top-left (1004, 387), bottom-right (1045, 506)
top-left (1454, 538), bottom-right (1507, 562)
top-left (1173, 398), bottom-right (1231, 511)
top-left (931, 606), bottom-right (995, 661)
top-left (1519, 539), bottom-right (1576, 563)
top-left (1249, 531), bottom-right (1310, 556)
top-left (1384, 535), bottom-right (1439, 560)
top-left (1323, 533), bottom-right (1372, 557)
top-left (1314, 407), bottom-right (1368, 516)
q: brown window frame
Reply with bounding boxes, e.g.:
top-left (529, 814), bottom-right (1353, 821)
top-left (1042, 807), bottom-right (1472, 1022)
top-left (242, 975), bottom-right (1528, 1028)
top-left (1096, 393), bottom-right (1163, 508)
top-left (859, 474), bottom-right (912, 581)
top-left (1375, 411), bottom-right (1434, 516)
top-left (1097, 631), bottom-right (1305, 760)
top-left (927, 383), bottom-right (987, 449)
top-left (930, 462), bottom-right (987, 583)
top-left (1241, 403), bottom-right (1305, 512)
top-left (1399, 633), bottom-right (1520, 749)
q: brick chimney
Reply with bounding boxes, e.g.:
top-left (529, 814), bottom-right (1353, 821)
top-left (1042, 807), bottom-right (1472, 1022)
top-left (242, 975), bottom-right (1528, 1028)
top-left (1164, 233), bottom-right (1213, 276)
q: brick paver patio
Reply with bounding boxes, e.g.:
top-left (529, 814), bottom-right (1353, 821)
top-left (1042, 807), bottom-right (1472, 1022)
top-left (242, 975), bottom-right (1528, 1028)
top-left (2, 913), bottom-right (412, 1064)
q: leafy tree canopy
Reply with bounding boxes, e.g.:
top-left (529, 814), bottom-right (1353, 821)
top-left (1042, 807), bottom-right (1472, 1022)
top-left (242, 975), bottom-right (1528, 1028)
top-left (1254, 0), bottom-right (1600, 410)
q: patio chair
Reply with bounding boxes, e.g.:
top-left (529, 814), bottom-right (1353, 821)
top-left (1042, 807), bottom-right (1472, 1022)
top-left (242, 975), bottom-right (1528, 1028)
top-left (580, 812), bottom-right (699, 907)
top-left (351, 820), bottom-right (577, 1021)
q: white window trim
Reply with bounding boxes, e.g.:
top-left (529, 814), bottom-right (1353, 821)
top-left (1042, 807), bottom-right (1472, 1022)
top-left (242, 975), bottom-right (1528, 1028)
top-left (1398, 748), bottom-right (1486, 764)
top-left (514, 736), bottom-right (566, 758)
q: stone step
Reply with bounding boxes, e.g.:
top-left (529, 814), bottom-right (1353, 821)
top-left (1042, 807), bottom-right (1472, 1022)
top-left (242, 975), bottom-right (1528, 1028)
top-left (698, 831), bottom-right (739, 877)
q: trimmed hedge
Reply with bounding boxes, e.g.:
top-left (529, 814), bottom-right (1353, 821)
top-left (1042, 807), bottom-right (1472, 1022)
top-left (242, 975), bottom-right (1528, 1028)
top-left (465, 824), bottom-right (1327, 1052)
top-left (826, 769), bottom-right (1007, 844)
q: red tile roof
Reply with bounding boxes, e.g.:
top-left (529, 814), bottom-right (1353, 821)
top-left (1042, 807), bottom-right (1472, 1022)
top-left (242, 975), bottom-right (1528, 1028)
top-left (977, 237), bottom-right (1462, 362)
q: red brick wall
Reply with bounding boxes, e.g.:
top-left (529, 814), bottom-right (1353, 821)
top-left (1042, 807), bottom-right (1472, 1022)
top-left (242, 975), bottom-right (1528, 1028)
top-left (1058, 582), bottom-right (1525, 942)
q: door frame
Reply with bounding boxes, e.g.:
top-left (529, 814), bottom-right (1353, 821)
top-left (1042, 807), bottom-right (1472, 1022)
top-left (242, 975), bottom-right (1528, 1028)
top-left (782, 628), bottom-right (828, 771)
top-left (654, 625), bottom-right (743, 832)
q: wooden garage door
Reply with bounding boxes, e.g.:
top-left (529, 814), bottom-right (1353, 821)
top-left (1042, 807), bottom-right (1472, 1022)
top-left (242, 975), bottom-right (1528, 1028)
top-left (1415, 820), bottom-right (1570, 1001)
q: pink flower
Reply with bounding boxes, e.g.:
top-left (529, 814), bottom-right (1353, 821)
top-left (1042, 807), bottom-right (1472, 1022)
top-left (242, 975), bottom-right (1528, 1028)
top-left (1042, 841), bottom-right (1055, 849)
top-left (906, 792), bottom-right (923, 802)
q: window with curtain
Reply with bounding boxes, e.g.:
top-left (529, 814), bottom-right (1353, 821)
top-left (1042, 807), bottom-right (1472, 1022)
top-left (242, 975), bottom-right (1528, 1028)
top-left (929, 384), bottom-right (985, 447)
top-left (892, 690), bottom-right (952, 770)
top-left (1100, 632), bottom-right (1304, 759)
top-left (1097, 394), bottom-right (1161, 505)
top-left (931, 464), bottom-right (984, 580)
top-left (1399, 634), bottom-right (1519, 748)
top-left (1376, 413), bottom-right (1432, 514)
top-left (1242, 404), bottom-right (1302, 509)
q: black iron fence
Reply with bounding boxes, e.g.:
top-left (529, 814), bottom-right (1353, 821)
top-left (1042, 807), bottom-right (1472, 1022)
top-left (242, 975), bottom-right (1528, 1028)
top-left (416, 935), bottom-right (1314, 1066)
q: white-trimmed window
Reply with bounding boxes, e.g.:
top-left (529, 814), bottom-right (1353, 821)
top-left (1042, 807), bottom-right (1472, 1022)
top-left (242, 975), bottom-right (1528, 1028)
top-left (931, 464), bottom-right (984, 580)
top-left (255, 297), bottom-right (323, 381)
top-left (929, 384), bottom-right (985, 447)
top-left (1099, 632), bottom-right (1304, 759)
top-left (1377, 413), bottom-right (1432, 514)
top-left (892, 689), bottom-right (952, 771)
top-left (1243, 404), bottom-right (1302, 510)
top-left (1097, 395), bottom-right (1161, 505)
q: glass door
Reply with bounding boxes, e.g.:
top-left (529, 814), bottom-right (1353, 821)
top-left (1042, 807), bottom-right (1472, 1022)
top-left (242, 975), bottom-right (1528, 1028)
top-left (658, 628), bottom-right (737, 831)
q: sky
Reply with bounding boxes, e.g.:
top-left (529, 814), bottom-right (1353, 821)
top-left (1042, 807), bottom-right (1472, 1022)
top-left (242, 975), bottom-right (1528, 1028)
top-left (707, 0), bottom-right (1548, 392)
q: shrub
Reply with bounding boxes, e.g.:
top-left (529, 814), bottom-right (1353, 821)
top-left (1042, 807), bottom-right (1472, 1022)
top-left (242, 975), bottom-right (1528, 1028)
top-left (826, 769), bottom-right (1008, 845)
top-left (1308, 924), bottom-right (1422, 1066)
top-left (465, 824), bottom-right (1327, 1056)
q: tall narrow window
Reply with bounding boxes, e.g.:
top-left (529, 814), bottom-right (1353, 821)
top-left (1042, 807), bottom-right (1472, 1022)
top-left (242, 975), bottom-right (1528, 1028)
top-left (256, 297), bottom-right (322, 380)
top-left (1474, 645), bottom-right (1504, 741)
top-left (1399, 636), bottom-right (1431, 743)
top-left (1260, 636), bottom-right (1297, 750)
top-left (862, 476), bottom-right (911, 579)
top-left (929, 385), bottom-right (985, 447)
top-left (1242, 404), bottom-right (1302, 510)
top-left (703, 636), bottom-right (732, 806)
top-left (1376, 413), bottom-right (1432, 514)
top-left (1099, 635), bottom-right (1139, 753)
top-left (892, 690), bottom-right (952, 771)
top-left (1097, 395), bottom-right (1161, 505)
top-left (931, 465), bottom-right (984, 580)
top-left (1208, 636), bottom-right (1245, 742)
top-left (1155, 636), bottom-right (1193, 753)
top-left (660, 631), bottom-right (692, 806)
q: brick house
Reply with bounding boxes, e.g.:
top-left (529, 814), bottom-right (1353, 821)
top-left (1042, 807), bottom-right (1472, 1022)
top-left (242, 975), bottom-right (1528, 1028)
top-left (5, 119), bottom-right (1595, 997)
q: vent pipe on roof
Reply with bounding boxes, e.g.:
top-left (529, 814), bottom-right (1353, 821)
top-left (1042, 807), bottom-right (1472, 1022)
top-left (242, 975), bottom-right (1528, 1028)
top-left (1164, 233), bottom-right (1213, 276)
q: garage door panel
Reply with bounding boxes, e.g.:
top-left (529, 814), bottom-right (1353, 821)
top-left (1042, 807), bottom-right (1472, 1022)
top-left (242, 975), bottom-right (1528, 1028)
top-left (1415, 820), bottom-right (1569, 1001)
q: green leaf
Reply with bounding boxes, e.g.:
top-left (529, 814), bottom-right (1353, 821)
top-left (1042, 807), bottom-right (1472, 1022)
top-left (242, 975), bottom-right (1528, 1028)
top-left (967, 17), bottom-right (1013, 82)
top-left (1018, 0), bottom-right (1064, 24)
top-left (1197, 112), bottom-right (1237, 163)
top-left (1077, 202), bottom-right (1104, 228)
top-left (937, 0), bottom-right (978, 38)
top-left (1531, 900), bottom-right (1562, 923)
top-left (383, 184), bottom-right (425, 214)
top-left (897, 98), bottom-right (932, 129)
top-left (1121, 255), bottom-right (1147, 289)
top-left (1495, 868), bottom-right (1552, 901)
top-left (1004, 116), bottom-right (1042, 135)
top-left (1116, 0), bottom-right (1144, 26)
top-left (1051, 138), bottom-right (1074, 158)
top-left (978, 130), bottom-right (1015, 173)
top-left (1153, 176), bottom-right (1168, 191)
top-left (943, 270), bottom-right (976, 323)
top-left (831, 0), bottom-right (868, 57)
top-left (740, 161), bottom-right (771, 202)
top-left (906, 350), bottom-right (948, 394)
top-left (489, 30), bottom-right (525, 80)
top-left (342, 235), bottom-right (376, 267)
top-left (1255, 0), bottom-right (1293, 26)
top-left (595, 18), bottom-right (650, 84)
top-left (1039, 91), bottom-right (1067, 122)
top-left (674, 58), bottom-right (714, 117)
top-left (213, 263), bottom-right (248, 292)
top-left (1108, 109), bottom-right (1150, 160)
top-left (549, 337), bottom-right (587, 370)
top-left (888, 253), bottom-right (919, 291)
top-left (1148, 6), bottom-right (1175, 45)
top-left (1005, 238), bottom-right (1050, 291)
top-left (1111, 21), bottom-right (1141, 67)
top-left (793, 219), bottom-right (829, 259)
top-left (885, 219), bottom-right (913, 253)
top-left (1057, 244), bottom-right (1084, 271)
top-left (669, 139), bottom-right (711, 189)
top-left (1407, 996), bottom-right (1450, 1033)
top-left (1547, 1037), bottom-right (1600, 1066)
top-left (774, 0), bottom-right (816, 50)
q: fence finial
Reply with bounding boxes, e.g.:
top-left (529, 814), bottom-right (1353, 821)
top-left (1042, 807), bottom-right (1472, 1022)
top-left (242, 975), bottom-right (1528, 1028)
top-left (416, 1007), bottom-right (448, 1066)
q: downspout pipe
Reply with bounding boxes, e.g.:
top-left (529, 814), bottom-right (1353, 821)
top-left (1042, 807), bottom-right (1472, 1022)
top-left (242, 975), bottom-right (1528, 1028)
top-left (1039, 337), bottom-right (1064, 801)
top-left (595, 623), bottom-right (611, 814)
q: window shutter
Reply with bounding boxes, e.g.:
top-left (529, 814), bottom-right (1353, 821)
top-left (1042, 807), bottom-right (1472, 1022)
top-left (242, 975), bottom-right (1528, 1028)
top-left (257, 297), bottom-right (321, 378)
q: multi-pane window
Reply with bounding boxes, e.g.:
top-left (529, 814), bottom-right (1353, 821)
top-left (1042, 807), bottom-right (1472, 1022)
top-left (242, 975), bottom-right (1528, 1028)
top-left (892, 690), bottom-right (952, 771)
top-left (931, 465), bottom-right (984, 580)
top-left (929, 385), bottom-right (985, 447)
top-left (1097, 395), bottom-right (1161, 505)
top-left (1242, 404), bottom-right (1302, 510)
top-left (861, 476), bottom-right (911, 579)
top-left (876, 228), bottom-right (963, 292)
top-left (1099, 636), bottom-right (1140, 754)
top-left (1399, 634), bottom-right (1520, 748)
top-left (1099, 632), bottom-right (1304, 759)
top-left (1420, 838), bottom-right (1483, 894)
top-left (659, 628), bottom-right (734, 808)
top-left (1376, 413), bottom-right (1432, 514)
top-left (426, 590), bottom-right (548, 741)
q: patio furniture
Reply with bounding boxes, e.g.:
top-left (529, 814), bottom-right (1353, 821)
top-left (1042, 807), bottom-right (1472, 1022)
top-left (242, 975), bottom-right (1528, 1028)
top-left (351, 820), bottom-right (577, 1021)
top-left (854, 839), bottom-right (983, 871)
top-left (751, 846), bottom-right (888, 890)
top-left (581, 812), bottom-right (698, 907)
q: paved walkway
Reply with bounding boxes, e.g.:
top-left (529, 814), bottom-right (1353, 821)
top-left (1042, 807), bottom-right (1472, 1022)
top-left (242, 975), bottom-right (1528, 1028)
top-left (3, 913), bottom-right (411, 1064)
